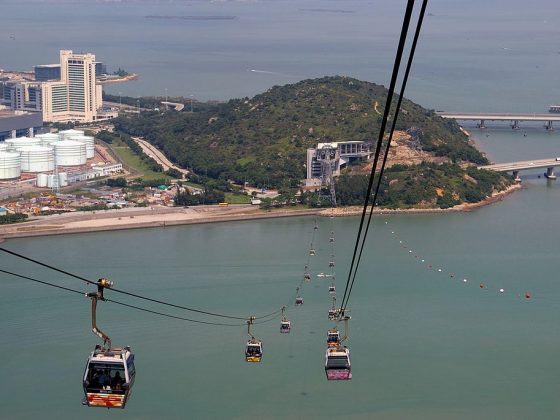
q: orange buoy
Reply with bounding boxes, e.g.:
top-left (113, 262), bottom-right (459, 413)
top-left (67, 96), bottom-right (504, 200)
top-left (479, 282), bottom-right (485, 289)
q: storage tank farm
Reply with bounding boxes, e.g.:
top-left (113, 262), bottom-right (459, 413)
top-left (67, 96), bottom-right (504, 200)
top-left (0, 129), bottom-right (99, 188)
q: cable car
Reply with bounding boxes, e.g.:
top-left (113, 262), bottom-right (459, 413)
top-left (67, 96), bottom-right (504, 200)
top-left (245, 338), bottom-right (263, 362)
top-left (328, 308), bottom-right (337, 320)
top-left (304, 272), bottom-right (311, 282)
top-left (327, 329), bottom-right (340, 347)
top-left (309, 248), bottom-right (316, 256)
top-left (329, 285), bottom-right (336, 294)
top-left (325, 346), bottom-right (352, 380)
top-left (280, 320), bottom-right (291, 333)
top-left (295, 296), bottom-right (304, 306)
top-left (82, 345), bottom-right (136, 409)
top-left (329, 261), bottom-right (335, 267)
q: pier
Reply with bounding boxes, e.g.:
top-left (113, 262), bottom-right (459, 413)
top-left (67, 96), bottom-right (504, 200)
top-left (479, 157), bottom-right (560, 181)
top-left (436, 112), bottom-right (560, 130)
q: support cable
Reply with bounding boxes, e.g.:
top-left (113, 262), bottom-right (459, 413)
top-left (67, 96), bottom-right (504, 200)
top-left (340, 0), bottom-right (425, 312)
top-left (0, 268), bottom-right (250, 327)
top-left (341, 0), bottom-right (428, 312)
top-left (0, 247), bottom-right (278, 321)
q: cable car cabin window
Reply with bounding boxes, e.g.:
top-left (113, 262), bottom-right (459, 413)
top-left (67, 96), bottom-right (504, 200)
top-left (246, 345), bottom-right (262, 356)
top-left (326, 355), bottom-right (350, 369)
top-left (86, 363), bottom-right (126, 394)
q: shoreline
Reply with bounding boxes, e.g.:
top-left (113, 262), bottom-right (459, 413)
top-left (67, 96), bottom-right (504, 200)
top-left (0, 184), bottom-right (521, 241)
top-left (321, 183), bottom-right (522, 216)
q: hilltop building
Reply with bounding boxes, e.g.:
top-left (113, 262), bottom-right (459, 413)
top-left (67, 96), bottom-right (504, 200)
top-left (306, 141), bottom-right (371, 184)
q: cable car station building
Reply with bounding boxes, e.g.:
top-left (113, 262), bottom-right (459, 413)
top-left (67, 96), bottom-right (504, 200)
top-left (305, 141), bottom-right (371, 186)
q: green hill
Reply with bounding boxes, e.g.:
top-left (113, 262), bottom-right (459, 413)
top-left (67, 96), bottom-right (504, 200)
top-left (114, 76), bottom-right (513, 208)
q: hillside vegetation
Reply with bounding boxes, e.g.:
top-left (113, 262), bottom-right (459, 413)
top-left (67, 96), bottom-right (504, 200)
top-left (115, 76), bottom-right (512, 209)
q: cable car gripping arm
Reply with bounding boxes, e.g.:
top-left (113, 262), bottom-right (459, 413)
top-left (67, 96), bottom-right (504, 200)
top-left (247, 316), bottom-right (256, 339)
top-left (86, 278), bottom-right (114, 350)
top-left (339, 315), bottom-right (351, 343)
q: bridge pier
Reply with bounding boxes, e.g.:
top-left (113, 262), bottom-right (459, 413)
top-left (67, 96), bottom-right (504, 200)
top-left (545, 121), bottom-right (554, 131)
top-left (477, 119), bottom-right (486, 129)
top-left (511, 120), bottom-right (520, 130)
top-left (545, 167), bottom-right (557, 179)
top-left (512, 170), bottom-right (522, 182)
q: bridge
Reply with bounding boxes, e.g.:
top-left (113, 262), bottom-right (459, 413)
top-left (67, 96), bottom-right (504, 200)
top-left (436, 112), bottom-right (560, 130)
top-left (161, 101), bottom-right (185, 111)
top-left (479, 157), bottom-right (560, 181)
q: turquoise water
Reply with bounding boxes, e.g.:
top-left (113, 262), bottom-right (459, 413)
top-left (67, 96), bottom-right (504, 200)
top-left (2, 172), bottom-right (560, 419)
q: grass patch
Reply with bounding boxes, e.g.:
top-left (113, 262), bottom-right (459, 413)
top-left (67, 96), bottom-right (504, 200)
top-left (112, 138), bottom-right (169, 182)
top-left (224, 192), bottom-right (251, 204)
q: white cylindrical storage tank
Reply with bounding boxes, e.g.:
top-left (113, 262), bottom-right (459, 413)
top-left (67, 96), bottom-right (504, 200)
top-left (54, 140), bottom-right (87, 166)
top-left (59, 129), bottom-right (85, 141)
top-left (35, 133), bottom-right (61, 147)
top-left (70, 135), bottom-right (95, 159)
top-left (19, 146), bottom-right (55, 172)
top-left (36, 173), bottom-right (49, 187)
top-left (46, 174), bottom-right (55, 188)
top-left (5, 137), bottom-right (41, 151)
top-left (58, 172), bottom-right (68, 187)
top-left (0, 151), bottom-right (21, 179)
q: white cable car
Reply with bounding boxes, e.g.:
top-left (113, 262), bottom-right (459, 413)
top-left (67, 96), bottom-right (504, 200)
top-left (328, 308), bottom-right (337, 320)
top-left (329, 284), bottom-right (336, 294)
top-left (295, 296), bottom-right (304, 306)
top-left (83, 345), bottom-right (136, 408)
top-left (280, 320), bottom-right (291, 333)
top-left (325, 346), bottom-right (352, 381)
top-left (309, 248), bottom-right (316, 256)
top-left (329, 261), bottom-right (335, 267)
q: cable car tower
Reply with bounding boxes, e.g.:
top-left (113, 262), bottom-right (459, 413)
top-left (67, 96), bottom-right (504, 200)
top-left (316, 145), bottom-right (338, 206)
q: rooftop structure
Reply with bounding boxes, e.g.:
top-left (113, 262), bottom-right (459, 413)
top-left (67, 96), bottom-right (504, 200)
top-left (0, 110), bottom-right (43, 141)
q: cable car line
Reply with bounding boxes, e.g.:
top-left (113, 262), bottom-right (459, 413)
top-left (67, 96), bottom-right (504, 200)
top-left (0, 246), bottom-right (278, 321)
top-left (340, 0), bottom-right (427, 313)
top-left (0, 268), bottom-right (86, 296)
top-left (342, 0), bottom-right (428, 313)
top-left (0, 267), bottom-right (270, 327)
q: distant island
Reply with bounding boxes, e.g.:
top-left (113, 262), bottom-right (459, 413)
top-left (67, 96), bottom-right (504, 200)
top-left (145, 15), bottom-right (237, 21)
top-left (114, 76), bottom-right (514, 210)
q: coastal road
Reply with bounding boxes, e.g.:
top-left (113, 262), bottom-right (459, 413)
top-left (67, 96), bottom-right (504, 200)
top-left (132, 137), bottom-right (189, 176)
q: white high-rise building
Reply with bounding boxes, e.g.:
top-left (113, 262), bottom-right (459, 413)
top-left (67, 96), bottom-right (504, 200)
top-left (41, 50), bottom-right (103, 123)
